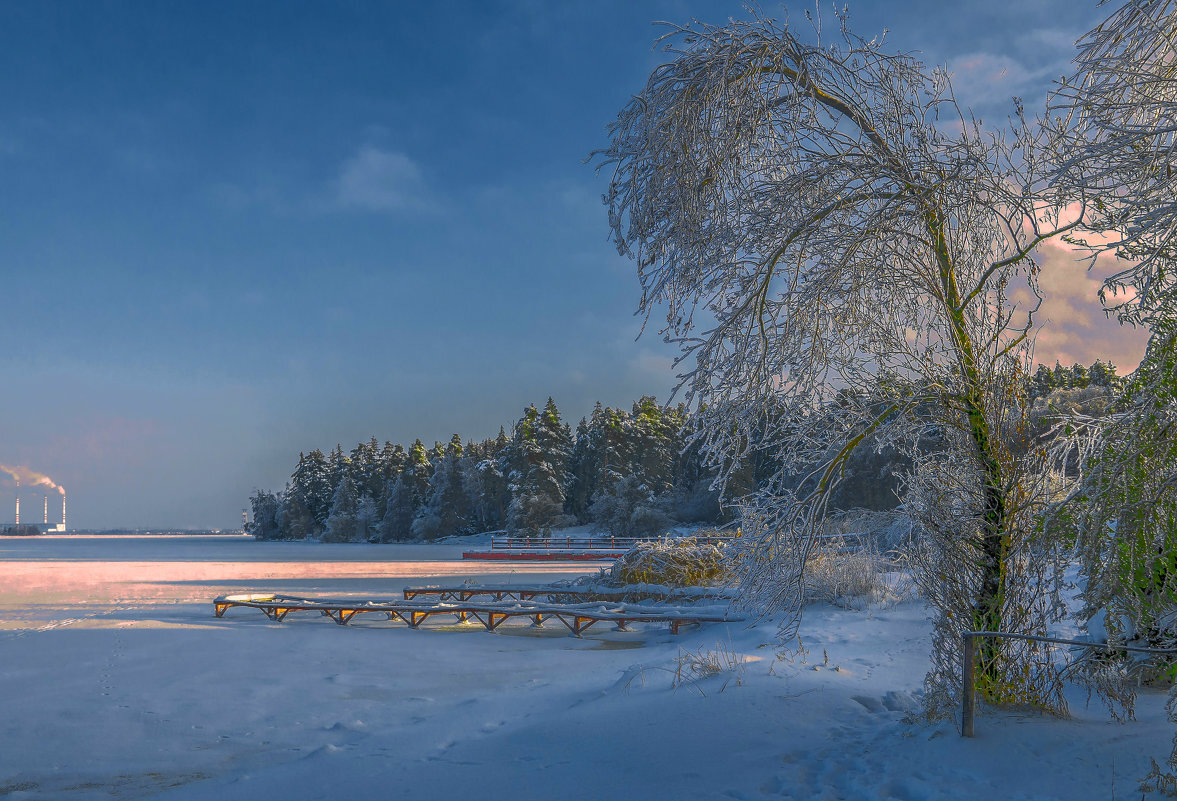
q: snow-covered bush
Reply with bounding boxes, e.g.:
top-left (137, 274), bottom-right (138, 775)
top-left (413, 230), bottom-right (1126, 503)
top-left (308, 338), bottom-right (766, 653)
top-left (608, 535), bottom-right (731, 587)
top-left (801, 541), bottom-right (893, 609)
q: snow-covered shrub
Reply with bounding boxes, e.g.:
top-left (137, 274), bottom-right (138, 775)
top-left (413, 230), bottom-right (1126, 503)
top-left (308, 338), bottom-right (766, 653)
top-left (801, 543), bottom-right (890, 608)
top-left (608, 536), bottom-right (731, 587)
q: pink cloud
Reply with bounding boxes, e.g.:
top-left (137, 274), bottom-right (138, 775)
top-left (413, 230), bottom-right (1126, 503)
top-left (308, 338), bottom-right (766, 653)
top-left (1026, 240), bottom-right (1149, 370)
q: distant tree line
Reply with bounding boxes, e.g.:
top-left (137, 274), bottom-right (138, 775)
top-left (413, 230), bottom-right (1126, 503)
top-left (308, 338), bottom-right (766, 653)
top-left (249, 362), bottom-right (1124, 544)
top-left (1029, 359), bottom-right (1122, 398)
top-left (247, 396), bottom-right (728, 542)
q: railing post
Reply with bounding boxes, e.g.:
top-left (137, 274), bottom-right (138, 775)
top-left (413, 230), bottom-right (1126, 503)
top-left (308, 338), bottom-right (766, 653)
top-left (962, 632), bottom-right (976, 738)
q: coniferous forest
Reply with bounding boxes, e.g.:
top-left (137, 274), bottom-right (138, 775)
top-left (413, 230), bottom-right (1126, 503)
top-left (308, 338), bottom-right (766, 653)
top-left (248, 359), bottom-right (1121, 543)
top-left (247, 396), bottom-right (726, 542)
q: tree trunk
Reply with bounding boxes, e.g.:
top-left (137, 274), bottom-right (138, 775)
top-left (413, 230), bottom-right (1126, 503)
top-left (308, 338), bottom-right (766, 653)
top-left (929, 211), bottom-right (1010, 695)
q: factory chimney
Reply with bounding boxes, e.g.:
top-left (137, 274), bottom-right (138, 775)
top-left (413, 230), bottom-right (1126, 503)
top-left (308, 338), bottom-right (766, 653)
top-left (61, 490), bottom-right (66, 530)
top-left (14, 477), bottom-right (19, 525)
top-left (43, 495), bottom-right (48, 524)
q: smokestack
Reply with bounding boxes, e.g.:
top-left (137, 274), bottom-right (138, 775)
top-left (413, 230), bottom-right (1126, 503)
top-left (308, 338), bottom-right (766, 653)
top-left (61, 490), bottom-right (66, 530)
top-left (14, 477), bottom-right (19, 525)
top-left (43, 495), bottom-right (48, 524)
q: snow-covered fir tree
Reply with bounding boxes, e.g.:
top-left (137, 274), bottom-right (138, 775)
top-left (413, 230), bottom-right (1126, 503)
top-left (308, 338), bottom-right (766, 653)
top-left (323, 474), bottom-right (362, 542)
top-left (378, 475), bottom-right (416, 542)
top-left (247, 489), bottom-right (282, 540)
top-left (412, 435), bottom-right (468, 540)
top-left (565, 415), bottom-right (597, 522)
top-left (506, 403), bottom-right (570, 535)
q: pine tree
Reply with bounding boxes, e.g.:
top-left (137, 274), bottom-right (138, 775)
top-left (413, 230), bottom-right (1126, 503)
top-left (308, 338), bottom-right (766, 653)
top-left (463, 449), bottom-right (507, 532)
top-left (288, 449), bottom-right (332, 535)
top-left (537, 398), bottom-right (572, 498)
top-left (324, 474), bottom-right (361, 542)
top-left (1088, 359), bottom-right (1119, 389)
top-left (328, 444), bottom-right (349, 496)
top-left (1030, 364), bottom-right (1057, 399)
top-left (591, 404), bottom-right (631, 494)
top-left (565, 417), bottom-right (597, 522)
top-left (506, 404), bottom-right (568, 535)
top-left (379, 441), bottom-right (407, 486)
top-left (630, 395), bottom-right (676, 493)
top-left (355, 495), bottom-right (381, 542)
top-left (412, 435), bottom-right (468, 539)
top-left (247, 490), bottom-right (282, 540)
top-left (378, 475), bottom-right (416, 542)
top-left (278, 491), bottom-right (316, 540)
top-left (349, 437), bottom-right (383, 501)
top-left (1053, 361), bottom-right (1070, 390)
top-left (403, 439), bottom-right (432, 505)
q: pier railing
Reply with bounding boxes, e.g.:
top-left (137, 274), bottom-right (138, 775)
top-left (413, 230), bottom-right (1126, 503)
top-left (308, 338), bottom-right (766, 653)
top-left (488, 534), bottom-right (735, 551)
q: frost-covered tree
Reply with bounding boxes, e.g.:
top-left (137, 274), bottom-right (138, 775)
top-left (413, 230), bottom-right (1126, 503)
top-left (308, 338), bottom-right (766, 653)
top-left (286, 449), bottom-right (332, 537)
top-left (1051, 3), bottom-right (1177, 778)
top-left (591, 404), bottom-right (632, 494)
top-left (596, 11), bottom-right (1081, 711)
top-left (327, 444), bottom-right (349, 495)
top-left (537, 398), bottom-right (572, 495)
top-left (1066, 329), bottom-right (1177, 655)
top-left (402, 439), bottom-right (432, 506)
top-left (1055, 0), bottom-right (1177, 324)
top-left (354, 495), bottom-right (381, 543)
top-left (247, 489), bottom-right (282, 540)
top-left (378, 441), bottom-right (407, 488)
top-left (349, 437), bottom-right (384, 501)
top-left (457, 429), bottom-right (512, 532)
top-left (629, 396), bottom-right (676, 494)
top-left (378, 475), bottom-right (416, 542)
top-left (412, 435), bottom-right (468, 540)
top-left (590, 473), bottom-right (673, 538)
top-left (506, 404), bottom-right (570, 535)
top-left (324, 474), bottom-right (362, 542)
top-left (1088, 359), bottom-right (1120, 390)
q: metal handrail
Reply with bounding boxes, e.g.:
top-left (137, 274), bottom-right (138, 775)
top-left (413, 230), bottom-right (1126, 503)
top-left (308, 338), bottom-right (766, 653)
top-left (961, 630), bottom-right (1177, 737)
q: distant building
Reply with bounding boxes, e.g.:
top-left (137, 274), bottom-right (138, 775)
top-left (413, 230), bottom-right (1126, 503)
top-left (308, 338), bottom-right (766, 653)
top-left (1, 522), bottom-right (65, 534)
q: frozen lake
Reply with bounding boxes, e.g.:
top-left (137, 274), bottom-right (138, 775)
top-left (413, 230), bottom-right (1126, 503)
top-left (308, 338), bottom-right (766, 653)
top-left (0, 534), bottom-right (589, 624)
top-left (1, 535), bottom-right (1171, 800)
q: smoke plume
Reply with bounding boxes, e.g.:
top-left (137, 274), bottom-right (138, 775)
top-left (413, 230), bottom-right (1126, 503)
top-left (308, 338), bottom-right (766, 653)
top-left (0, 464), bottom-right (65, 494)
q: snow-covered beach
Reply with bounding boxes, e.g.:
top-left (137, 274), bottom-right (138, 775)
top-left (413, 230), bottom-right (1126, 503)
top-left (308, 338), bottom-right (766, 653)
top-left (1, 534), bottom-right (1171, 800)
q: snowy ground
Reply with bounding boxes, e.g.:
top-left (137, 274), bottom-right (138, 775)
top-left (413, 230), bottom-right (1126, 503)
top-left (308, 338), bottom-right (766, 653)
top-left (1, 535), bottom-right (1173, 800)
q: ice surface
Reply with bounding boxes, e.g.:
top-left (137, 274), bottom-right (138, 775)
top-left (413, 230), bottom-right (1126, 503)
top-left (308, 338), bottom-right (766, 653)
top-left (0, 535), bottom-right (1172, 800)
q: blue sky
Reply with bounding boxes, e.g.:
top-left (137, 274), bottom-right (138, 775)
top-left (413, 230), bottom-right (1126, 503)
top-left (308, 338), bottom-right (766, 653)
top-left (0, 1), bottom-right (1133, 528)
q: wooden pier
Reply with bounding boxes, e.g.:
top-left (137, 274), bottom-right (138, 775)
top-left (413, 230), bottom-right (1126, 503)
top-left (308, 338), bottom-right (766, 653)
top-left (213, 593), bottom-right (742, 636)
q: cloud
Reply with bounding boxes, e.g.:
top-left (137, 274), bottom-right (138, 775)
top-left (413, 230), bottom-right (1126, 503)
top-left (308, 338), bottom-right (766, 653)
top-left (1023, 240), bottom-right (1149, 370)
top-left (333, 146), bottom-right (431, 213)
